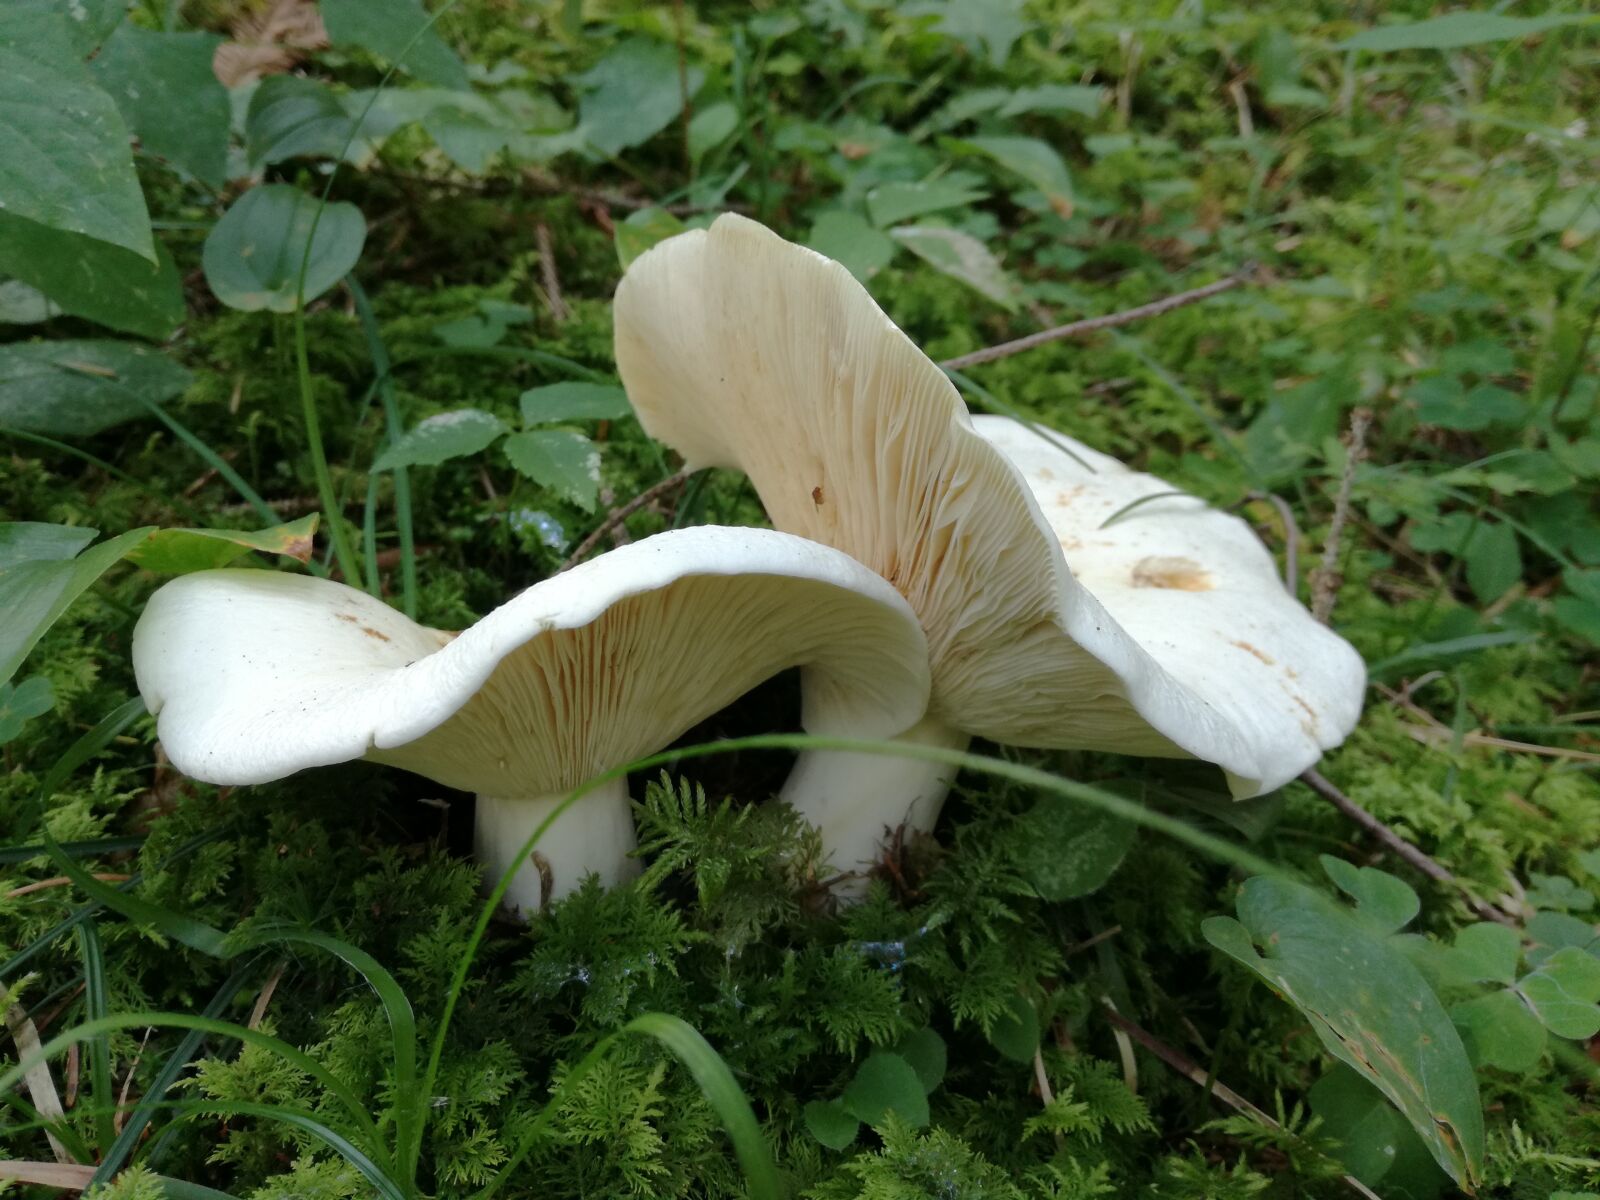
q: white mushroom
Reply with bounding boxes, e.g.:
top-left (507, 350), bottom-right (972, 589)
top-left (613, 214), bottom-right (1365, 882)
top-left (132, 526), bottom-right (929, 914)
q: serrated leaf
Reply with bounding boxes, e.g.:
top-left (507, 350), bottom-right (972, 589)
top-left (576, 38), bottom-right (704, 156)
top-left (958, 135), bottom-right (1073, 216)
top-left (1009, 798), bottom-right (1135, 901)
top-left (615, 207), bottom-right (687, 270)
top-left (807, 211), bottom-right (897, 282)
top-left (0, 7), bottom-right (153, 261)
top-left (203, 185), bottom-right (366, 313)
top-left (1340, 12), bottom-right (1589, 52)
top-left (520, 383), bottom-right (632, 424)
top-left (1447, 923), bottom-right (1521, 986)
top-left (0, 220), bottom-right (183, 340)
top-left (1204, 876), bottom-right (1483, 1187)
top-left (1450, 989), bottom-right (1545, 1072)
top-left (988, 993), bottom-right (1040, 1063)
top-left (841, 1053), bottom-right (929, 1128)
top-left (1517, 947), bottom-right (1600, 1040)
top-left (0, 676), bottom-right (55, 745)
top-left (503, 429), bottom-right (601, 511)
top-left (89, 26), bottom-right (229, 188)
top-left (0, 340), bottom-right (191, 436)
top-left (803, 1098), bottom-right (859, 1150)
top-left (1320, 855), bottom-right (1420, 935)
top-left (891, 225), bottom-right (1017, 310)
top-left (890, 1028), bottom-right (947, 1094)
top-left (123, 515), bottom-right (320, 574)
top-left (0, 523), bottom-right (98, 570)
top-left (374, 409), bottom-right (507, 471)
top-left (321, 0), bottom-right (468, 89)
top-left (247, 75), bottom-right (359, 167)
top-left (866, 179), bottom-right (986, 227)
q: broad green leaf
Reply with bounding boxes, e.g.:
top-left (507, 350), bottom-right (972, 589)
top-left (15, 0), bottom-right (129, 57)
top-left (688, 101), bottom-right (739, 162)
top-left (1340, 12), bottom-right (1592, 52)
top-left (373, 409), bottom-right (507, 471)
top-left (247, 75), bottom-right (359, 167)
top-left (0, 676), bottom-right (55, 745)
top-left (1516, 947), bottom-right (1600, 1040)
top-left (890, 1028), bottom-right (947, 1094)
top-left (0, 527), bottom-right (152, 686)
top-left (866, 179), bottom-right (986, 227)
top-left (1203, 873), bottom-right (1483, 1186)
top-left (958, 135), bottom-right (1073, 215)
top-left (999, 83), bottom-right (1102, 118)
top-left (203, 185), bottom-right (366, 313)
top-left (807, 211), bottom-right (896, 282)
top-left (0, 340), bottom-right (191, 436)
top-left (0, 8), bottom-right (153, 261)
top-left (1446, 922), bottom-right (1521, 986)
top-left (0, 280), bottom-right (59, 325)
top-left (520, 382), bottom-right (632, 424)
top-left (1309, 1065), bottom-right (1448, 1197)
top-left (1243, 375), bottom-right (1345, 486)
top-left (89, 26), bottom-right (229, 188)
top-left (906, 0), bottom-right (1027, 66)
top-left (1450, 990), bottom-right (1546, 1072)
top-left (1525, 873), bottom-right (1595, 912)
top-left (891, 225), bottom-right (1017, 310)
top-left (503, 429), bottom-right (601, 511)
top-left (424, 105), bottom-right (513, 172)
top-left (615, 207), bottom-right (687, 270)
top-left (434, 314), bottom-right (508, 348)
top-left (321, 0), bottom-right (468, 90)
top-left (1409, 375), bottom-right (1523, 431)
top-left (1319, 855), bottom-right (1420, 935)
top-left (576, 38), bottom-right (704, 156)
top-left (124, 515), bottom-right (320, 573)
top-left (1465, 521), bottom-right (1521, 603)
top-left (841, 1052), bottom-right (929, 1128)
top-left (0, 220), bottom-right (183, 339)
top-left (988, 993), bottom-right (1040, 1063)
top-left (804, 1098), bottom-right (860, 1149)
top-left (0, 523), bottom-right (97, 570)
top-left (1008, 798), bottom-right (1135, 901)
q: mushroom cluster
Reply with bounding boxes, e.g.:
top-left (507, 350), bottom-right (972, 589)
top-left (134, 213), bottom-right (1365, 912)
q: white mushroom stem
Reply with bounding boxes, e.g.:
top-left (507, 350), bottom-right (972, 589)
top-left (474, 780), bottom-right (638, 916)
top-left (779, 714), bottom-right (970, 890)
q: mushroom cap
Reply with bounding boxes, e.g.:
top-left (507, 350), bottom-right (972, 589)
top-left (613, 214), bottom-right (1364, 795)
top-left (134, 526), bottom-right (930, 795)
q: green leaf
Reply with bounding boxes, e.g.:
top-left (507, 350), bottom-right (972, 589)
top-left (503, 429), bottom-right (602, 511)
top-left (998, 83), bottom-right (1103, 118)
top-left (0, 527), bottom-right (152, 686)
top-left (433, 313), bottom-right (507, 348)
top-left (520, 382), bottom-right (632, 424)
top-left (0, 523), bottom-right (97, 570)
top-left (1465, 520), bottom-right (1521, 603)
top-left (1451, 989), bottom-right (1546, 1072)
top-left (0, 220), bottom-right (184, 339)
top-left (1008, 798), bottom-right (1135, 901)
top-left (1242, 375), bottom-right (1345, 486)
top-left (576, 38), bottom-right (704, 156)
top-left (807, 211), bottom-right (897, 282)
top-left (203, 185), bottom-right (366, 313)
top-left (124, 515), bottom-right (320, 573)
top-left (841, 1052), bottom-right (930, 1128)
top-left (957, 135), bottom-right (1073, 215)
top-left (866, 179), bottom-right (986, 227)
top-left (988, 993), bottom-right (1040, 1063)
top-left (1340, 12), bottom-right (1592, 52)
top-left (423, 105), bottom-right (512, 172)
top-left (15, 0), bottom-right (129, 57)
top-left (890, 1027), bottom-right (947, 1094)
top-left (373, 408), bottom-right (507, 470)
top-left (1517, 947), bottom-right (1600, 1040)
top-left (1526, 910), bottom-right (1600, 967)
top-left (804, 1097), bottom-right (860, 1149)
top-left (891, 225), bottom-right (1017, 310)
top-left (89, 26), bottom-right (229, 188)
top-left (688, 101), bottom-right (739, 162)
top-left (1525, 873), bottom-right (1595, 912)
top-left (1203, 875), bottom-right (1483, 1187)
top-left (1319, 855), bottom-right (1420, 935)
top-left (247, 74), bottom-right (359, 168)
top-left (0, 279), bottom-right (60, 325)
top-left (1410, 375), bottom-right (1524, 431)
top-left (0, 340), bottom-right (191, 436)
top-left (0, 676), bottom-right (54, 745)
top-left (0, 7), bottom-right (154, 260)
top-left (1309, 1065), bottom-right (1448, 1197)
top-left (321, 0), bottom-right (468, 89)
top-left (1446, 922), bottom-right (1522, 986)
top-left (615, 207), bottom-right (687, 270)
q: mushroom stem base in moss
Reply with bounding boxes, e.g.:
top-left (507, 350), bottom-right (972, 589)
top-left (474, 780), bottom-right (639, 916)
top-left (779, 715), bottom-right (969, 897)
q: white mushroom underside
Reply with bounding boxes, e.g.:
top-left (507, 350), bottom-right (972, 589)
top-left (133, 526), bottom-right (930, 795)
top-left (615, 215), bottom-right (1365, 795)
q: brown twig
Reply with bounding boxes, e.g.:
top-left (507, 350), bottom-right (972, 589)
top-left (114, 1027), bottom-right (155, 1135)
top-left (248, 961), bottom-right (288, 1031)
top-left (6, 873), bottom-right (131, 899)
top-left (559, 468), bottom-right (694, 572)
top-left (2, 985), bottom-right (72, 1164)
top-left (938, 268), bottom-right (1257, 371)
top-left (1299, 768), bottom-right (1517, 925)
top-left (535, 221), bottom-right (570, 324)
top-left (1309, 407), bottom-right (1372, 624)
top-left (1101, 1007), bottom-right (1382, 1200)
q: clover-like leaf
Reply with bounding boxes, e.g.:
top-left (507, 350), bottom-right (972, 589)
top-left (841, 1052), bottom-right (929, 1129)
top-left (1450, 990), bottom-right (1546, 1072)
top-left (1516, 947), bottom-right (1600, 1040)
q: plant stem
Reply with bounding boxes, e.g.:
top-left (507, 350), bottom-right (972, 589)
top-left (293, 311), bottom-right (364, 589)
top-left (349, 277), bottom-right (417, 617)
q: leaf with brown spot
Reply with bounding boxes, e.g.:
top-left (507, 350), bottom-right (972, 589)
top-left (125, 515), bottom-right (320, 574)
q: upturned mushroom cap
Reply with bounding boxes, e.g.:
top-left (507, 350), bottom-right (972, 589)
top-left (133, 526), bottom-right (930, 794)
top-left (613, 214), bottom-right (1364, 795)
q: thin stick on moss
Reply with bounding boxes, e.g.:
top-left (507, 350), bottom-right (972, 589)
top-left (938, 267), bottom-right (1257, 371)
top-left (560, 467), bottom-right (695, 571)
top-left (1309, 407), bottom-right (1372, 623)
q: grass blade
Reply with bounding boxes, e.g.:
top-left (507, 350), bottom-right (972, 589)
top-left (349, 276), bottom-right (417, 619)
top-left (77, 920), bottom-right (116, 1152)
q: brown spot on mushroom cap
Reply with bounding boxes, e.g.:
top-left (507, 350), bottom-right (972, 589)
top-left (361, 626), bottom-right (392, 642)
top-left (1232, 640), bottom-right (1274, 665)
top-left (335, 613), bottom-right (359, 623)
top-left (1131, 555), bottom-right (1213, 592)
top-left (1053, 485), bottom-right (1086, 507)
